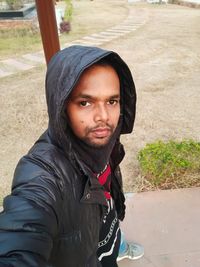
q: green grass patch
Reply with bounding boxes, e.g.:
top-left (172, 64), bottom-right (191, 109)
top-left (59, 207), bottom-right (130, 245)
top-left (138, 140), bottom-right (200, 190)
top-left (0, 27), bottom-right (42, 59)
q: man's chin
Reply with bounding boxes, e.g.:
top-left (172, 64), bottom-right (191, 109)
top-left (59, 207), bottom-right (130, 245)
top-left (84, 137), bottom-right (111, 148)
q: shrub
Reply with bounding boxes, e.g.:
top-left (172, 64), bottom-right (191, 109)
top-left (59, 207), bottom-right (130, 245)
top-left (64, 0), bottom-right (73, 22)
top-left (59, 0), bottom-right (73, 34)
top-left (138, 140), bottom-right (200, 189)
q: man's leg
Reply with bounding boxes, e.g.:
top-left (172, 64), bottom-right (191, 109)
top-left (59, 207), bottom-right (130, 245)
top-left (100, 228), bottom-right (121, 267)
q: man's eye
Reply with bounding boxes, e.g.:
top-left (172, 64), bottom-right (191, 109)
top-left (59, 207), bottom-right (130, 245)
top-left (80, 101), bottom-right (90, 107)
top-left (108, 100), bottom-right (119, 105)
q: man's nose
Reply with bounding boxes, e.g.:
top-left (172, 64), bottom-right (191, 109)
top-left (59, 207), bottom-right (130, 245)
top-left (94, 104), bottom-right (109, 123)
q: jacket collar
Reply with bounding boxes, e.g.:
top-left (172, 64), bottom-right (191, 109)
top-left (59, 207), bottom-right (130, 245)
top-left (74, 155), bottom-right (108, 206)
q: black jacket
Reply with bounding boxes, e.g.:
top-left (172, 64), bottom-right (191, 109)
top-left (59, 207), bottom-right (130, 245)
top-left (0, 46), bottom-right (136, 267)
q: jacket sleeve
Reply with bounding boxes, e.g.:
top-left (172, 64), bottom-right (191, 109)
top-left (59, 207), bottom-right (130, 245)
top-left (110, 140), bottom-right (126, 221)
top-left (0, 158), bottom-right (62, 267)
top-left (111, 165), bottom-right (126, 221)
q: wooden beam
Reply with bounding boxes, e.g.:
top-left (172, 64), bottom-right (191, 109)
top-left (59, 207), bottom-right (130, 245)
top-left (35, 0), bottom-right (60, 65)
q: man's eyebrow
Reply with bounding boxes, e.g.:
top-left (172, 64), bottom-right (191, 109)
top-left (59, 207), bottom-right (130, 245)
top-left (109, 94), bottom-right (120, 99)
top-left (72, 94), bottom-right (93, 100)
top-left (72, 94), bottom-right (120, 100)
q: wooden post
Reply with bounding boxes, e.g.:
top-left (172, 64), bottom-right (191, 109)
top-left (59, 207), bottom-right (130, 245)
top-left (35, 0), bottom-right (60, 65)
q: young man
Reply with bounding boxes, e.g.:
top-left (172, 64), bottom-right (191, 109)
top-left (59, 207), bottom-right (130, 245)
top-left (0, 46), bottom-right (137, 266)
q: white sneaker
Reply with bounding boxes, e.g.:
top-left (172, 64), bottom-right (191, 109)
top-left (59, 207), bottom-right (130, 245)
top-left (117, 242), bottom-right (144, 261)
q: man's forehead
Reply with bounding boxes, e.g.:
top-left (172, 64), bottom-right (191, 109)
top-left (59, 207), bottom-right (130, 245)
top-left (68, 64), bottom-right (120, 99)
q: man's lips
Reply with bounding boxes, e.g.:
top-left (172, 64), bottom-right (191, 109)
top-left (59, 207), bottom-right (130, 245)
top-left (90, 127), bottom-right (111, 138)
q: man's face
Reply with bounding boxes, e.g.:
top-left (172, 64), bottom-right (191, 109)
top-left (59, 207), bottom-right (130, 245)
top-left (66, 64), bottom-right (120, 147)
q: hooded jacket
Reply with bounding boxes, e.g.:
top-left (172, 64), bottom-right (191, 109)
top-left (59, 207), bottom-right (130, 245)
top-left (0, 46), bottom-right (136, 267)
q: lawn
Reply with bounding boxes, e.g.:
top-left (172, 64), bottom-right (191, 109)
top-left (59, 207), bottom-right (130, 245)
top-left (0, 0), bottom-right (128, 60)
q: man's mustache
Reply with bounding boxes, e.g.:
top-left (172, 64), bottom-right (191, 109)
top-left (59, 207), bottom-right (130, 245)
top-left (86, 124), bottom-right (114, 134)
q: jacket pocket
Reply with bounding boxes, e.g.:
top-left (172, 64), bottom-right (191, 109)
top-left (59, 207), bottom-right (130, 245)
top-left (51, 230), bottom-right (83, 267)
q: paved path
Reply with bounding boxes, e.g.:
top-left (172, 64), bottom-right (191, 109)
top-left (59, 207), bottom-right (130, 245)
top-left (0, 8), bottom-right (148, 79)
top-left (119, 188), bottom-right (200, 267)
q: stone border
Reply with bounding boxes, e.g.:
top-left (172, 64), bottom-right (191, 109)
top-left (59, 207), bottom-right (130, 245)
top-left (0, 3), bottom-right (35, 18)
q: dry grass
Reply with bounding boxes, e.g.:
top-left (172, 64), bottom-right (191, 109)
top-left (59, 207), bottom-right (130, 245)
top-left (0, 0), bottom-right (128, 60)
top-left (131, 172), bottom-right (200, 192)
top-left (0, 66), bottom-right (47, 203)
top-left (101, 3), bottom-right (200, 193)
top-left (60, 0), bottom-right (128, 44)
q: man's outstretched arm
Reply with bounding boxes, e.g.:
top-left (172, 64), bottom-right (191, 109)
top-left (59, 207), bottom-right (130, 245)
top-left (0, 173), bottom-right (60, 267)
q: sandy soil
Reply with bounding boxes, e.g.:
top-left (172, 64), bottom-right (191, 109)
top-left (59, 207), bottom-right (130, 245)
top-left (0, 2), bottom-right (200, 200)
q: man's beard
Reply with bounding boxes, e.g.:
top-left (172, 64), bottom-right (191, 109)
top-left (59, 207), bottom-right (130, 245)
top-left (68, 119), bottom-right (122, 173)
top-left (80, 134), bottom-right (113, 148)
top-left (80, 123), bottom-right (115, 148)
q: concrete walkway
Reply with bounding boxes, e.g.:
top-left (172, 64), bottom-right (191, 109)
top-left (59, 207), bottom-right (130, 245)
top-left (118, 187), bottom-right (200, 267)
top-left (0, 8), bottom-right (148, 78)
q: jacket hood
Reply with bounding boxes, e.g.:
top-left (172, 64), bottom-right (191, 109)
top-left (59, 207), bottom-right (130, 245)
top-left (45, 45), bottom-right (136, 152)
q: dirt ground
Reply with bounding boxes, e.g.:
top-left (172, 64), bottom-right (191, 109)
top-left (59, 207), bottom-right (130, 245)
top-left (0, 2), bottom-right (200, 201)
top-left (103, 3), bottom-right (200, 191)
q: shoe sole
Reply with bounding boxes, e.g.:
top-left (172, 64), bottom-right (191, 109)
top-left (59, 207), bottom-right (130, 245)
top-left (117, 251), bottom-right (144, 262)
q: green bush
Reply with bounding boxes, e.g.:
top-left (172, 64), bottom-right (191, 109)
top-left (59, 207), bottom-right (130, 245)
top-left (64, 0), bottom-right (73, 22)
top-left (138, 140), bottom-right (200, 189)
